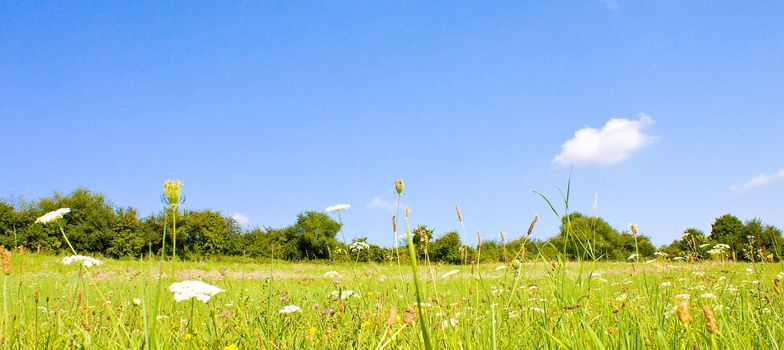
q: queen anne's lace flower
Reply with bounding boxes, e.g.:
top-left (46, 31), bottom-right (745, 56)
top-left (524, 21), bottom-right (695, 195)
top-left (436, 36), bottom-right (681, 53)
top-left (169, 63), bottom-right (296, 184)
top-left (323, 271), bottom-right (343, 279)
top-left (36, 208), bottom-right (71, 224)
top-left (325, 204), bottom-right (351, 213)
top-left (169, 281), bottom-right (223, 303)
top-left (349, 241), bottom-right (370, 252)
top-left (62, 255), bottom-right (102, 268)
top-left (279, 305), bottom-right (301, 314)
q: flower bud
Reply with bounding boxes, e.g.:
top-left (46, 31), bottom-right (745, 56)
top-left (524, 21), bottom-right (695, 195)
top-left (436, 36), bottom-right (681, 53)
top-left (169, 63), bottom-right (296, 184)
top-left (395, 179), bottom-right (404, 195)
top-left (163, 180), bottom-right (183, 207)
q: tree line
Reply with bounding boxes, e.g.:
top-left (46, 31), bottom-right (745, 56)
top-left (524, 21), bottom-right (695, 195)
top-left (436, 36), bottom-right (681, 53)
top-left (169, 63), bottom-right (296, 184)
top-left (1, 188), bottom-right (781, 262)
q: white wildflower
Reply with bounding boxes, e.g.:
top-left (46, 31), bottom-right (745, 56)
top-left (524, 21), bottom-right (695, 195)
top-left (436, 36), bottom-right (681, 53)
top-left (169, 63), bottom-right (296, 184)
top-left (691, 271), bottom-right (705, 277)
top-left (441, 270), bottom-right (460, 279)
top-left (169, 280), bottom-right (223, 303)
top-left (699, 243), bottom-right (710, 248)
top-left (279, 305), bottom-right (301, 314)
top-left (132, 298), bottom-right (143, 306)
top-left (673, 256), bottom-right (685, 261)
top-left (660, 282), bottom-right (672, 287)
top-left (627, 254), bottom-right (639, 260)
top-left (62, 255), bottom-right (102, 268)
top-left (700, 293), bottom-right (717, 300)
top-left (441, 318), bottom-right (459, 328)
top-left (654, 251), bottom-right (668, 257)
top-left (36, 208), bottom-right (71, 224)
top-left (530, 307), bottom-right (544, 313)
top-left (349, 241), bottom-right (370, 252)
top-left (675, 294), bottom-right (691, 300)
top-left (324, 271), bottom-right (343, 279)
top-left (495, 265), bottom-right (507, 271)
top-left (329, 290), bottom-right (359, 300)
top-left (615, 293), bottom-right (628, 302)
top-left (745, 267), bottom-right (753, 274)
top-left (325, 204), bottom-right (351, 213)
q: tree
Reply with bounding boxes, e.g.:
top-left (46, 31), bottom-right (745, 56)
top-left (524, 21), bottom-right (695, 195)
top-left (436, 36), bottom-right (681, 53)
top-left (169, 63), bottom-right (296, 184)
top-left (106, 207), bottom-right (149, 258)
top-left (286, 211), bottom-right (341, 260)
top-left (709, 214), bottom-right (746, 258)
top-left (430, 231), bottom-right (462, 264)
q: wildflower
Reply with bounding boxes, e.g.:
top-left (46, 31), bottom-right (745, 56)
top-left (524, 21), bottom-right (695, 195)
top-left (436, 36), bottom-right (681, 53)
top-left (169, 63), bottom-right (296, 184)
top-left (62, 255), bottom-right (103, 268)
top-left (395, 179), bottom-right (404, 195)
top-left (673, 256), bottom-right (685, 261)
top-left (35, 208), bottom-right (71, 224)
top-left (700, 293), bottom-right (717, 300)
top-left (699, 243), bottom-right (710, 248)
top-left (163, 180), bottom-right (183, 207)
top-left (132, 298), bottom-right (142, 306)
top-left (691, 271), bottom-right (705, 277)
top-left (627, 254), bottom-right (638, 260)
top-left (441, 318), bottom-right (459, 328)
top-left (441, 270), bottom-right (460, 278)
top-left (615, 294), bottom-right (628, 302)
top-left (660, 282), bottom-right (672, 287)
top-left (654, 251), bottom-right (668, 257)
top-left (325, 204), bottom-right (350, 213)
top-left (349, 241), bottom-right (370, 252)
top-left (223, 344), bottom-right (239, 350)
top-left (495, 265), bottom-right (507, 271)
top-left (328, 290), bottom-right (359, 300)
top-left (529, 307), bottom-right (544, 313)
top-left (676, 294), bottom-right (691, 300)
top-left (630, 224), bottom-right (638, 235)
top-left (279, 305), bottom-right (301, 314)
top-left (323, 271), bottom-right (343, 279)
top-left (169, 280), bottom-right (223, 303)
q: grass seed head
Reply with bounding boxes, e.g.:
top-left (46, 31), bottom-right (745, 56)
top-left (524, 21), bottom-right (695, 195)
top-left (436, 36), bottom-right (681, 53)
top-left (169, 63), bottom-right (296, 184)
top-left (703, 306), bottom-right (718, 334)
top-left (676, 302), bottom-right (691, 325)
top-left (455, 205), bottom-right (462, 222)
top-left (631, 224), bottom-right (638, 235)
top-left (527, 215), bottom-right (538, 236)
top-left (0, 247), bottom-right (12, 275)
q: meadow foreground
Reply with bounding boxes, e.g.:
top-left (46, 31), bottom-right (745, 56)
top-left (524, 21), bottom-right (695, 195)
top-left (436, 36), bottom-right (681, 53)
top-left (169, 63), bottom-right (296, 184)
top-left (0, 254), bottom-right (782, 349)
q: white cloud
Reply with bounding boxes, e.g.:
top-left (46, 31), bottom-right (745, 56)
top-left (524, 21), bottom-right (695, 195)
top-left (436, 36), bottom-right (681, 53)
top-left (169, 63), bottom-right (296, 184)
top-left (231, 213), bottom-right (250, 225)
top-left (731, 169), bottom-right (784, 193)
top-left (553, 114), bottom-right (654, 167)
top-left (367, 196), bottom-right (397, 211)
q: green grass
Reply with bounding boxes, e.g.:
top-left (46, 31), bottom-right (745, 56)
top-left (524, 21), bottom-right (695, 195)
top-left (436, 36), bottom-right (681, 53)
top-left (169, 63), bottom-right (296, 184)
top-left (0, 254), bottom-right (782, 349)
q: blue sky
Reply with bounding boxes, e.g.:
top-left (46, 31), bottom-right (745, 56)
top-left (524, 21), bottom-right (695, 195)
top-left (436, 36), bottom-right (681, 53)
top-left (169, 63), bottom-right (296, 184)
top-left (2, 1), bottom-right (783, 246)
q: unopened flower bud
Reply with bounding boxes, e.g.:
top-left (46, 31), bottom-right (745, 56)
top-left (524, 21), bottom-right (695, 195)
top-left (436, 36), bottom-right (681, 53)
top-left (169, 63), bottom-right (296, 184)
top-left (395, 179), bottom-right (404, 195)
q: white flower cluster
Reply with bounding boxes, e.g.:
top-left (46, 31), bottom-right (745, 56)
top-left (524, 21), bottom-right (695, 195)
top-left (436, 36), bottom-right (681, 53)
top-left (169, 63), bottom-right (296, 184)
top-left (707, 243), bottom-right (731, 256)
top-left (329, 290), bottom-right (359, 300)
top-left (62, 255), bottom-right (102, 268)
top-left (349, 241), bottom-right (370, 252)
top-left (323, 270), bottom-right (343, 279)
top-left (279, 305), bottom-right (301, 314)
top-left (653, 251), bottom-right (668, 257)
top-left (325, 204), bottom-right (351, 213)
top-left (36, 208), bottom-right (71, 224)
top-left (169, 280), bottom-right (223, 303)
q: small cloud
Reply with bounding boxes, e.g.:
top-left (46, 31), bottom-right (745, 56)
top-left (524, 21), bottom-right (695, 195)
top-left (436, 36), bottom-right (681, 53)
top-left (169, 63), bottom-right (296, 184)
top-left (553, 114), bottom-right (654, 167)
top-left (231, 213), bottom-right (250, 225)
top-left (731, 169), bottom-right (784, 193)
top-left (602, 0), bottom-right (619, 11)
top-left (367, 196), bottom-right (397, 211)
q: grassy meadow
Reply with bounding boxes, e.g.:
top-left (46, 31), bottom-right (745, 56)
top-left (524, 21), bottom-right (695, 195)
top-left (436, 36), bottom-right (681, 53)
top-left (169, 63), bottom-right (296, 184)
top-left (0, 253), bottom-right (782, 349)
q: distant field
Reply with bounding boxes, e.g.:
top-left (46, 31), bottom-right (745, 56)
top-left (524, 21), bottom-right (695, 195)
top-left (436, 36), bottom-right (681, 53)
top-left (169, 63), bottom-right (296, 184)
top-left (1, 254), bottom-right (782, 349)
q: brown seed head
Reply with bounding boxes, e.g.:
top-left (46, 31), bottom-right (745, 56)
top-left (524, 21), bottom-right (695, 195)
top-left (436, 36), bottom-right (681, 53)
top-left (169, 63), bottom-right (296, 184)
top-left (703, 306), bottom-right (718, 334)
top-left (34, 290), bottom-right (40, 303)
top-left (675, 302), bottom-right (691, 325)
top-left (0, 247), bottom-right (12, 275)
top-left (386, 307), bottom-right (398, 326)
top-left (527, 215), bottom-right (538, 236)
top-left (395, 179), bottom-right (404, 195)
top-left (476, 231), bottom-right (482, 248)
top-left (631, 224), bottom-right (638, 235)
top-left (403, 306), bottom-right (417, 325)
top-left (499, 231), bottom-right (505, 242)
top-left (405, 207), bottom-right (410, 218)
top-left (455, 205), bottom-right (463, 222)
